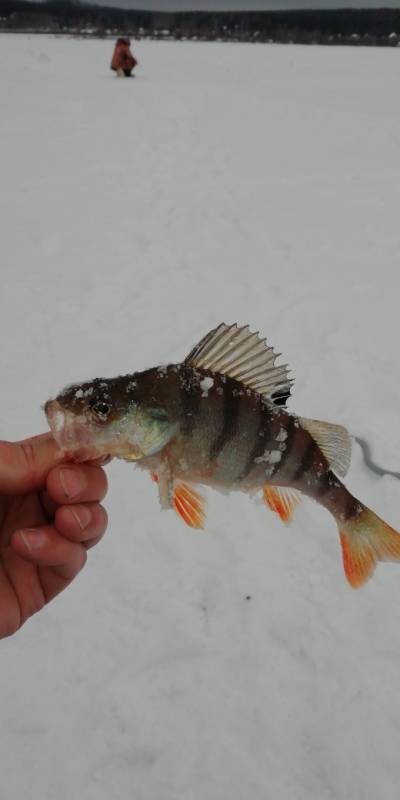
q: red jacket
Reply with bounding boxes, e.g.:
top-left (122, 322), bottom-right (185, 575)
top-left (111, 40), bottom-right (137, 72)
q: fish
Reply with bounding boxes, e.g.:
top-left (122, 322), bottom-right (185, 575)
top-left (45, 322), bottom-right (400, 588)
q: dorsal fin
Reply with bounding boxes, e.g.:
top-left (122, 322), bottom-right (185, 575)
top-left (184, 323), bottom-right (293, 405)
top-left (299, 417), bottom-right (352, 477)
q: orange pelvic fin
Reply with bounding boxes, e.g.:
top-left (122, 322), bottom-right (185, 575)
top-left (173, 482), bottom-right (206, 530)
top-left (339, 505), bottom-right (400, 588)
top-left (263, 485), bottom-right (302, 524)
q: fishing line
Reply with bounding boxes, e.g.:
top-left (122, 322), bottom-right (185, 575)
top-left (354, 436), bottom-right (400, 481)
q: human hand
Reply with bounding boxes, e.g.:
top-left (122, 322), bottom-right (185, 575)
top-left (0, 434), bottom-right (109, 638)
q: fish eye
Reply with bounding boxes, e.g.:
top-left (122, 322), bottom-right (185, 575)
top-left (90, 399), bottom-right (111, 421)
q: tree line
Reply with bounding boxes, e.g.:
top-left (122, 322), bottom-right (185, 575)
top-left (2, 0), bottom-right (400, 46)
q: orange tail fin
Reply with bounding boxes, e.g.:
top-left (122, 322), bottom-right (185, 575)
top-left (339, 506), bottom-right (400, 588)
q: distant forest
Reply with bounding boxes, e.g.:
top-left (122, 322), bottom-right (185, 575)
top-left (1, 0), bottom-right (400, 45)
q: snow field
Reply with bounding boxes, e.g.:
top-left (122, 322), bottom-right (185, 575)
top-left (1, 35), bottom-right (400, 800)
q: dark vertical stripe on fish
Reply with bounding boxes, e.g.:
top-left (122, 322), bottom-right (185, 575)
top-left (179, 370), bottom-right (202, 435)
top-left (209, 378), bottom-right (241, 461)
top-left (292, 439), bottom-right (316, 483)
top-left (315, 472), bottom-right (334, 498)
top-left (315, 470), bottom-right (361, 521)
top-left (342, 490), bottom-right (362, 521)
top-left (238, 408), bottom-right (273, 480)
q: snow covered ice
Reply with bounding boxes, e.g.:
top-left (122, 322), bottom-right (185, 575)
top-left (2, 34), bottom-right (400, 800)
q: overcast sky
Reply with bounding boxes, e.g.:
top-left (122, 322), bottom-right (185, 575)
top-left (79, 0), bottom-right (400, 9)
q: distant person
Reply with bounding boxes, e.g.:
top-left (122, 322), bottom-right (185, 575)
top-left (110, 37), bottom-right (137, 78)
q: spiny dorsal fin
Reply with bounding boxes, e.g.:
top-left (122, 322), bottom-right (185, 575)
top-left (184, 323), bottom-right (293, 405)
top-left (300, 417), bottom-right (352, 477)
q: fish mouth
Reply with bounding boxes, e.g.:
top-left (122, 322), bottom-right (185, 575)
top-left (45, 399), bottom-right (104, 461)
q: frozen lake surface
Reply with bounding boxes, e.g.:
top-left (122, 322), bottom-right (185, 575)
top-left (1, 34), bottom-right (400, 800)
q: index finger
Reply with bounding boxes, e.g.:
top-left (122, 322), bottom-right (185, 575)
top-left (0, 434), bottom-right (65, 495)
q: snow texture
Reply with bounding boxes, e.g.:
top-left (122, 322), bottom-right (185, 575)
top-left (200, 376), bottom-right (214, 396)
top-left (254, 449), bottom-right (282, 465)
top-left (1, 35), bottom-right (400, 800)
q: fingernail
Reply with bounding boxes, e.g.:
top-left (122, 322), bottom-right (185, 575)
top-left (96, 455), bottom-right (112, 466)
top-left (70, 506), bottom-right (92, 530)
top-left (59, 468), bottom-right (86, 500)
top-left (19, 529), bottom-right (48, 551)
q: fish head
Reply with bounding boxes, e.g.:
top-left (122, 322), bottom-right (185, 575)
top-left (45, 373), bottom-right (178, 462)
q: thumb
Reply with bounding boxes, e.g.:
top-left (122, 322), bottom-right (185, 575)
top-left (0, 434), bottom-right (64, 494)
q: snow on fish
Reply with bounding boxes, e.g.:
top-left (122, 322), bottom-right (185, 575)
top-left (45, 323), bottom-right (400, 588)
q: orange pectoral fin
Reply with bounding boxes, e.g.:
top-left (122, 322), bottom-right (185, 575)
top-left (263, 485), bottom-right (302, 524)
top-left (173, 483), bottom-right (206, 530)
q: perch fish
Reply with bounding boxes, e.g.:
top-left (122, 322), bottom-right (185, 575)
top-left (45, 323), bottom-right (400, 588)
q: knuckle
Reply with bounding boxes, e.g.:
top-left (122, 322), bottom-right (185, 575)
top-left (22, 593), bottom-right (46, 623)
top-left (93, 467), bottom-right (108, 496)
top-left (78, 547), bottom-right (88, 572)
top-left (99, 504), bottom-right (108, 527)
top-left (1, 617), bottom-right (20, 639)
top-left (19, 441), bottom-right (38, 486)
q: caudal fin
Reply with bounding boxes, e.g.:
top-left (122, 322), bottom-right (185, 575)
top-left (339, 506), bottom-right (400, 588)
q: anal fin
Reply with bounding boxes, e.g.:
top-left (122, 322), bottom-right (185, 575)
top-left (263, 485), bottom-right (302, 524)
top-left (173, 482), bottom-right (206, 530)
